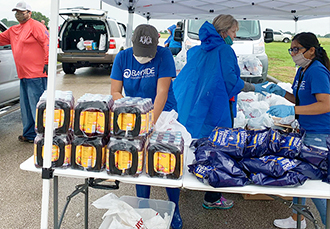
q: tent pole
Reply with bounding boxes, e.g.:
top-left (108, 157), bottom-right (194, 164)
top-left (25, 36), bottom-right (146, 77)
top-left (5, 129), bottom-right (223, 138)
top-left (126, 7), bottom-right (134, 48)
top-left (40, 0), bottom-right (60, 228)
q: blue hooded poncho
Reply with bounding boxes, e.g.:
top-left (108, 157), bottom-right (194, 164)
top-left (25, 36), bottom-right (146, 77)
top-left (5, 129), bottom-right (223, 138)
top-left (164, 24), bottom-right (176, 46)
top-left (173, 21), bottom-right (244, 138)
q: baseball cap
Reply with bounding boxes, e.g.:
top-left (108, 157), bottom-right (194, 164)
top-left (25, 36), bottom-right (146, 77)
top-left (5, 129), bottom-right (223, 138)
top-left (12, 1), bottom-right (32, 12)
top-left (132, 24), bottom-right (159, 58)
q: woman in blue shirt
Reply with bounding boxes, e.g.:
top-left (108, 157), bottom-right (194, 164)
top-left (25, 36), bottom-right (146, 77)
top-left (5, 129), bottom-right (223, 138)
top-left (110, 24), bottom-right (182, 229)
top-left (267, 32), bottom-right (330, 229)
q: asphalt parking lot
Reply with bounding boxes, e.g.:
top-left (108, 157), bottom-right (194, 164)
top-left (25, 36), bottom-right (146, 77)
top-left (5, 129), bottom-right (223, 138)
top-left (0, 67), bottom-right (324, 229)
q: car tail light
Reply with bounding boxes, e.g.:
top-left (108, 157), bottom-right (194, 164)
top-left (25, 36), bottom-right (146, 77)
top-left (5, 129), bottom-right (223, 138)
top-left (109, 39), bottom-right (116, 49)
top-left (57, 39), bottom-right (60, 48)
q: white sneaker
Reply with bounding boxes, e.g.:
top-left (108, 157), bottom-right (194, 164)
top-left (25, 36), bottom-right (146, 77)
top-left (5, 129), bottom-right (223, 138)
top-left (273, 216), bottom-right (306, 229)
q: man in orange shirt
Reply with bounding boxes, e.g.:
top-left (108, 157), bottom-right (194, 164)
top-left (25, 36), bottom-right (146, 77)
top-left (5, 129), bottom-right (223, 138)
top-left (0, 1), bottom-right (49, 143)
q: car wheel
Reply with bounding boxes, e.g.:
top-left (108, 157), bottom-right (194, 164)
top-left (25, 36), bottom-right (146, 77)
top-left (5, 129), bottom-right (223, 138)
top-left (283, 38), bottom-right (290, 43)
top-left (62, 63), bottom-right (76, 74)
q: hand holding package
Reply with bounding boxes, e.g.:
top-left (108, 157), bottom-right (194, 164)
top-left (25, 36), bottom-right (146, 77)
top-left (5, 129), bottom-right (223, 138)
top-left (266, 83), bottom-right (287, 97)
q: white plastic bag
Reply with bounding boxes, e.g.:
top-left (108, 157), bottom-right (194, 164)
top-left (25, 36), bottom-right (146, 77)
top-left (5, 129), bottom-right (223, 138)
top-left (77, 37), bottom-right (85, 50)
top-left (93, 194), bottom-right (170, 229)
top-left (155, 110), bottom-right (192, 145)
top-left (174, 49), bottom-right (187, 74)
top-left (99, 34), bottom-right (106, 51)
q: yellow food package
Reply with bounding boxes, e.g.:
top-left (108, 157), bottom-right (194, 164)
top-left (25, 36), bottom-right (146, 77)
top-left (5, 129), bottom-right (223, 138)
top-left (79, 111), bottom-right (86, 132)
top-left (84, 111), bottom-right (97, 134)
top-left (115, 150), bottom-right (132, 170)
top-left (81, 145), bottom-right (96, 168)
top-left (64, 144), bottom-right (71, 165)
top-left (96, 112), bottom-right (105, 134)
top-left (75, 145), bottom-right (82, 165)
top-left (121, 113), bottom-right (135, 131)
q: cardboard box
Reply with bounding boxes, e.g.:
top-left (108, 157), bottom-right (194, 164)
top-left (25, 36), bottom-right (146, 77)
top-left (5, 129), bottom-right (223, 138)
top-left (242, 194), bottom-right (293, 200)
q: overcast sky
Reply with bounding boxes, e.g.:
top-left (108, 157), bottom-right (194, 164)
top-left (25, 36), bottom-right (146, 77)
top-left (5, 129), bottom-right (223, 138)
top-left (1, 0), bottom-right (330, 35)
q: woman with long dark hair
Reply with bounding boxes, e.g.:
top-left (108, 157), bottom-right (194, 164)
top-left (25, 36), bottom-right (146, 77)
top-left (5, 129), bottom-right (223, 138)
top-left (267, 32), bottom-right (330, 228)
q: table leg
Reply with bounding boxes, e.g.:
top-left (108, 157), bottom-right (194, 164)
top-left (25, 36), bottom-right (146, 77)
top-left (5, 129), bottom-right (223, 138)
top-left (297, 197), bottom-right (302, 229)
top-left (54, 176), bottom-right (58, 229)
top-left (327, 199), bottom-right (330, 229)
top-left (85, 178), bottom-right (88, 229)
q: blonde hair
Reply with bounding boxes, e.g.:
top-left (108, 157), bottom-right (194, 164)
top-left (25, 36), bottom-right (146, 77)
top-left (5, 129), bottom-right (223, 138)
top-left (212, 14), bottom-right (238, 34)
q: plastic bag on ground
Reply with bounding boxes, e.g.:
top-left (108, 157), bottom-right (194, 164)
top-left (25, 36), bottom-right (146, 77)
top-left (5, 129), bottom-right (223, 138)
top-left (93, 193), bottom-right (170, 229)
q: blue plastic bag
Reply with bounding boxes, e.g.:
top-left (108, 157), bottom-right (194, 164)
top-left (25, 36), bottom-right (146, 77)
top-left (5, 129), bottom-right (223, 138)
top-left (292, 161), bottom-right (327, 180)
top-left (269, 129), bottom-right (281, 154)
top-left (239, 156), bottom-right (300, 177)
top-left (188, 163), bottom-right (250, 188)
top-left (276, 131), bottom-right (304, 158)
top-left (298, 144), bottom-right (328, 170)
top-left (251, 171), bottom-right (308, 186)
top-left (208, 127), bottom-right (249, 159)
top-left (193, 144), bottom-right (247, 177)
top-left (244, 129), bottom-right (271, 158)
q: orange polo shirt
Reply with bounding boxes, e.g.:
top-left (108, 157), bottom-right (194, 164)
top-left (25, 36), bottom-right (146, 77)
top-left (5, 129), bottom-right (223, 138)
top-left (0, 18), bottom-right (49, 79)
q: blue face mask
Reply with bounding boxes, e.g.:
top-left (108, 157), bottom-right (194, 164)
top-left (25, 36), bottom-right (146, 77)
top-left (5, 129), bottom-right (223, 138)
top-left (224, 35), bottom-right (233, 46)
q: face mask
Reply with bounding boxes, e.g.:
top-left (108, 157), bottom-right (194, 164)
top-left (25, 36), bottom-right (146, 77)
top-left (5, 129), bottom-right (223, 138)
top-left (15, 11), bottom-right (29, 23)
top-left (134, 55), bottom-right (153, 64)
top-left (292, 53), bottom-right (312, 68)
top-left (224, 35), bottom-right (233, 46)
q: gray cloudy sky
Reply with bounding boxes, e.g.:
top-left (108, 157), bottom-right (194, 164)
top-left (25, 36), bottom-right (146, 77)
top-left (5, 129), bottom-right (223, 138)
top-left (1, 0), bottom-right (330, 35)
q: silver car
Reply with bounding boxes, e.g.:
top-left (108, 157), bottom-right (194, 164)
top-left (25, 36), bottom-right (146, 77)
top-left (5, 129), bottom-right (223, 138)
top-left (0, 21), bottom-right (19, 107)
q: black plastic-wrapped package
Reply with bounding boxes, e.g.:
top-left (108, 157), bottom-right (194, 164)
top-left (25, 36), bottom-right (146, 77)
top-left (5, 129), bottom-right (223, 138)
top-left (251, 171), bottom-right (308, 186)
top-left (107, 137), bottom-right (145, 176)
top-left (34, 134), bottom-right (71, 168)
top-left (239, 156), bottom-right (300, 177)
top-left (71, 136), bottom-right (107, 172)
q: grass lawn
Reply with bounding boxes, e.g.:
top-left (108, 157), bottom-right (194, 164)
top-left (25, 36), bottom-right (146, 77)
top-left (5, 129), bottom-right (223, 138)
top-left (266, 38), bottom-right (330, 83)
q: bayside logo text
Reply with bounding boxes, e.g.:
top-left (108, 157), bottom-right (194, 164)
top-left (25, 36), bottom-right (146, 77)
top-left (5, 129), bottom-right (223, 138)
top-left (123, 67), bottom-right (155, 79)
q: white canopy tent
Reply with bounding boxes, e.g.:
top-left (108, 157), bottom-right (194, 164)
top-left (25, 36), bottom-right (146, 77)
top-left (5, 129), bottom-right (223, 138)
top-left (41, 0), bottom-right (330, 228)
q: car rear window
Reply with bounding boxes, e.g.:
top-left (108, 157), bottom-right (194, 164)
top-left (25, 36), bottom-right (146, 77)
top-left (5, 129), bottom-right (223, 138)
top-left (108, 20), bottom-right (120, 37)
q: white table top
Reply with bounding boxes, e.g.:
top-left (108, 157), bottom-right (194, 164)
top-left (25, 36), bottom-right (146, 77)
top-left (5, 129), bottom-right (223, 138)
top-left (183, 148), bottom-right (330, 199)
top-left (20, 156), bottom-right (183, 188)
top-left (20, 147), bottom-right (330, 199)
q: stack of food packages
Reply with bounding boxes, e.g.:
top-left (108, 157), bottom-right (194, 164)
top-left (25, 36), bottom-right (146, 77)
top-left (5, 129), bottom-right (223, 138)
top-left (71, 93), bottom-right (113, 171)
top-left (146, 131), bottom-right (184, 179)
top-left (34, 90), bottom-right (75, 168)
top-left (34, 94), bottom-right (184, 179)
top-left (107, 96), bottom-right (184, 179)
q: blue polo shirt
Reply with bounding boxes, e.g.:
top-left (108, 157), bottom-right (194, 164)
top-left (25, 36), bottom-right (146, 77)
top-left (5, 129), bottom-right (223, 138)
top-left (110, 46), bottom-right (177, 111)
top-left (292, 60), bottom-right (330, 134)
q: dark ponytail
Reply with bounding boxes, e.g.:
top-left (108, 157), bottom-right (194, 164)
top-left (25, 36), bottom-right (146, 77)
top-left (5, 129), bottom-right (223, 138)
top-left (293, 32), bottom-right (330, 71)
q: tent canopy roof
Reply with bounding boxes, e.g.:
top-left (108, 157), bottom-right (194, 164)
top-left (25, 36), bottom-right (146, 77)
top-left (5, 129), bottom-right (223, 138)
top-left (102, 0), bottom-right (330, 21)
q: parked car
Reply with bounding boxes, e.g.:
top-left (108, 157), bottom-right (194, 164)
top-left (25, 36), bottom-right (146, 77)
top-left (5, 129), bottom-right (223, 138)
top-left (57, 7), bottom-right (127, 74)
top-left (273, 30), bottom-right (292, 43)
top-left (0, 21), bottom-right (19, 107)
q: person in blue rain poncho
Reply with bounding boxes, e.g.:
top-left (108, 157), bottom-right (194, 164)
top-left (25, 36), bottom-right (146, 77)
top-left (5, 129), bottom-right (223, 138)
top-left (266, 32), bottom-right (330, 229)
top-left (173, 14), bottom-right (267, 211)
top-left (164, 22), bottom-right (182, 56)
